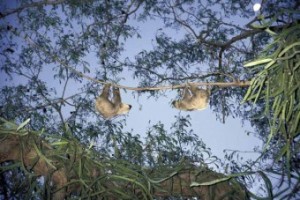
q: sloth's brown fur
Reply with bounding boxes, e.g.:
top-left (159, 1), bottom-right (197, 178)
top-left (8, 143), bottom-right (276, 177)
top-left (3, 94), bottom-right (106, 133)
top-left (172, 84), bottom-right (209, 111)
top-left (95, 84), bottom-right (132, 119)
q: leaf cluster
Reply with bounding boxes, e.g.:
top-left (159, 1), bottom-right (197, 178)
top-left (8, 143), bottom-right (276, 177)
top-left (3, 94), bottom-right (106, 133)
top-left (244, 21), bottom-right (300, 188)
top-left (0, 117), bottom-right (247, 199)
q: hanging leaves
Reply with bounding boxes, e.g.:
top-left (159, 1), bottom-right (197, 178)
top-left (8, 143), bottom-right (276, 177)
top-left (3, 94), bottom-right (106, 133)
top-left (243, 23), bottom-right (300, 180)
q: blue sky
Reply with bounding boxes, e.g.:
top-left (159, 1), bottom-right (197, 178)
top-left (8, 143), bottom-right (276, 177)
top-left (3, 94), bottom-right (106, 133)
top-left (0, 0), bottom-right (262, 160)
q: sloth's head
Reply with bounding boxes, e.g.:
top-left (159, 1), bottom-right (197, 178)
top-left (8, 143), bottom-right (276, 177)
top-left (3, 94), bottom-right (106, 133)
top-left (171, 100), bottom-right (180, 109)
top-left (117, 103), bottom-right (132, 115)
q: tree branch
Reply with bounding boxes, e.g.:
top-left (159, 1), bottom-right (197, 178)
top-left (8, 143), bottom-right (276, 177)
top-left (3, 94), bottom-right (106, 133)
top-left (222, 29), bottom-right (263, 49)
top-left (197, 28), bottom-right (263, 49)
top-left (118, 81), bottom-right (250, 91)
top-left (24, 36), bottom-right (250, 92)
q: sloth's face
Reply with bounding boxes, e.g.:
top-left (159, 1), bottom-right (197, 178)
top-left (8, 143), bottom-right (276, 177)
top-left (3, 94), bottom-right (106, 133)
top-left (117, 103), bottom-right (132, 115)
top-left (171, 100), bottom-right (179, 108)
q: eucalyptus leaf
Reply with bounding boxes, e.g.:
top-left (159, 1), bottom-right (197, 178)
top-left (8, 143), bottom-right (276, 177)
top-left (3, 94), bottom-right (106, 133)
top-left (244, 58), bottom-right (273, 67)
top-left (17, 118), bottom-right (31, 131)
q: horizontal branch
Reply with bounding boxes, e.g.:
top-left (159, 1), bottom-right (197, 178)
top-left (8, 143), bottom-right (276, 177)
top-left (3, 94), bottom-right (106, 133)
top-left (222, 29), bottom-right (262, 49)
top-left (116, 81), bottom-right (251, 91)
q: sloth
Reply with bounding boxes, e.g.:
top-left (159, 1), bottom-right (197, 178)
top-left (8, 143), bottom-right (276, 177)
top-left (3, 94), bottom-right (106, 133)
top-left (172, 83), bottom-right (209, 111)
top-left (95, 84), bottom-right (132, 119)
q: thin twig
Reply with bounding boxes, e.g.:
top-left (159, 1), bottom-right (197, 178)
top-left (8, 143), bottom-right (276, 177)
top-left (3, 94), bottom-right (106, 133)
top-left (24, 36), bottom-right (251, 92)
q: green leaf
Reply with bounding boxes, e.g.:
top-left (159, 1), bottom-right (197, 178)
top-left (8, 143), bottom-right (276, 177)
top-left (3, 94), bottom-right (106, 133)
top-left (51, 141), bottom-right (69, 146)
top-left (17, 118), bottom-right (31, 131)
top-left (278, 42), bottom-right (300, 57)
top-left (257, 171), bottom-right (273, 198)
top-left (265, 28), bottom-right (277, 36)
top-left (275, 145), bottom-right (288, 162)
top-left (33, 143), bottom-right (57, 170)
top-left (254, 78), bottom-right (266, 103)
top-left (244, 58), bottom-right (273, 67)
top-left (190, 177), bottom-right (231, 186)
top-left (148, 171), bottom-right (178, 184)
top-left (264, 60), bottom-right (276, 69)
top-left (291, 111), bottom-right (300, 135)
top-left (242, 78), bottom-right (257, 102)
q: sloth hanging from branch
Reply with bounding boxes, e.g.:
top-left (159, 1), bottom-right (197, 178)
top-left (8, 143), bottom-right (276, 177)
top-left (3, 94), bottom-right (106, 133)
top-left (95, 82), bottom-right (209, 118)
top-left (172, 83), bottom-right (210, 111)
top-left (95, 84), bottom-right (132, 119)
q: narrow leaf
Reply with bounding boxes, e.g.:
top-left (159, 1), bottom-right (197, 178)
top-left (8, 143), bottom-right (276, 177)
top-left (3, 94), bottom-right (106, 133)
top-left (244, 58), bottom-right (273, 67)
top-left (190, 177), bottom-right (231, 186)
top-left (278, 42), bottom-right (300, 57)
top-left (17, 118), bottom-right (31, 131)
top-left (51, 141), bottom-right (69, 146)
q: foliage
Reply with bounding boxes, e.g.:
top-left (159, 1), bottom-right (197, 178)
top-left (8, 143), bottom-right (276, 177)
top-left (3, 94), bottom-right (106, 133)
top-left (0, 118), bottom-right (247, 199)
top-left (244, 20), bottom-right (300, 185)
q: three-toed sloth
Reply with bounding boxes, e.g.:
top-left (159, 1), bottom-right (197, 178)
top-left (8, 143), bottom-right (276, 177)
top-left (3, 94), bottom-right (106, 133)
top-left (172, 83), bottom-right (209, 111)
top-left (95, 84), bottom-right (132, 119)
